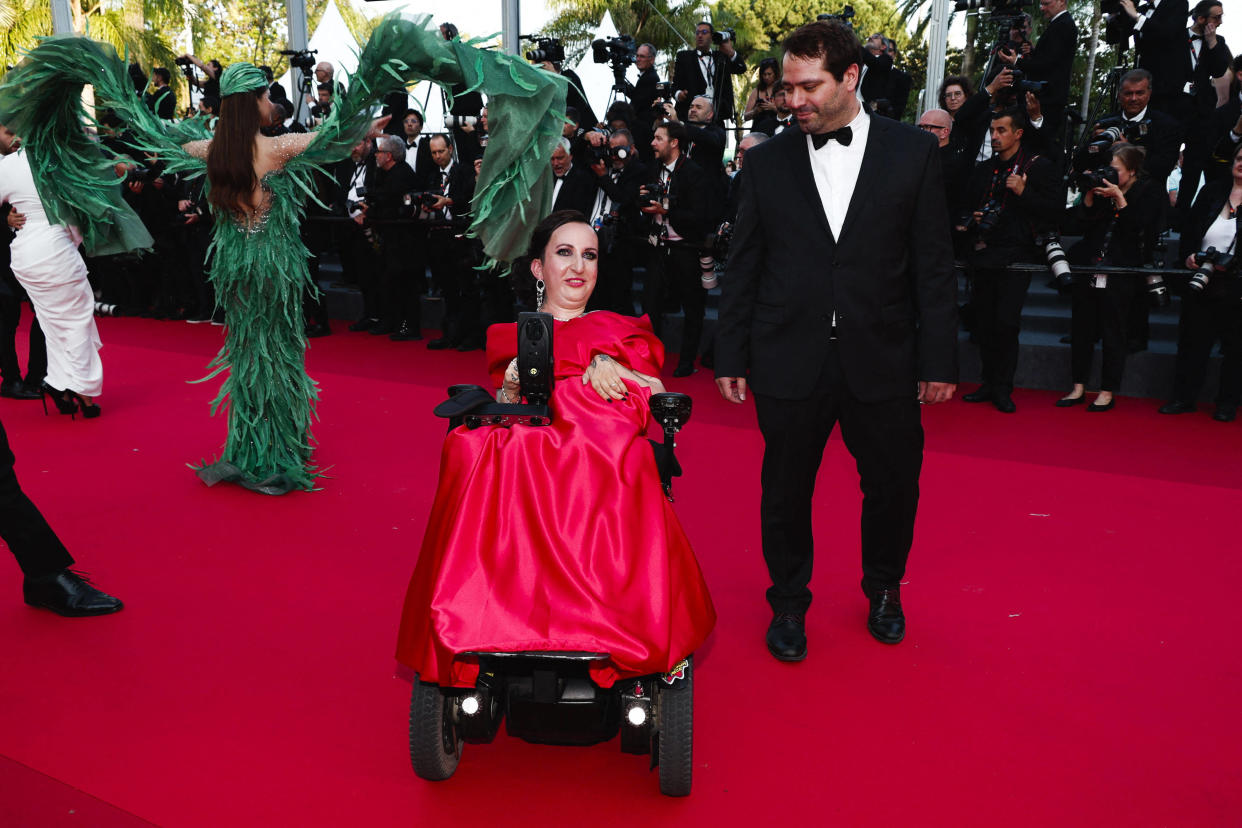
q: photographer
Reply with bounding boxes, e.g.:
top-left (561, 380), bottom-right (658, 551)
top-left (744, 58), bottom-right (782, 135)
top-left (997, 0), bottom-right (1079, 140)
top-left (882, 38), bottom-right (913, 120)
top-left (1082, 69), bottom-right (1183, 184)
top-left (310, 82), bottom-right (333, 125)
top-left (1159, 139), bottom-right (1242, 421)
top-left (400, 109), bottom-right (433, 187)
top-left (422, 134), bottom-right (479, 351)
top-left (671, 21), bottom-right (746, 125)
top-left (177, 54), bottom-right (221, 99)
top-left (641, 121), bottom-right (712, 377)
top-left (961, 109), bottom-right (1064, 413)
top-left (1057, 146), bottom-right (1166, 411)
top-left (143, 68), bottom-right (176, 120)
top-left (355, 135), bottom-right (422, 341)
top-left (335, 139), bottom-right (382, 333)
top-left (586, 129), bottom-right (649, 314)
top-left (551, 136), bottom-right (599, 215)
top-left (628, 42), bottom-right (660, 118)
top-left (859, 33), bottom-right (894, 113)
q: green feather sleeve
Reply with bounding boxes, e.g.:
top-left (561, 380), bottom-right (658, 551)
top-left (290, 13), bottom-right (567, 265)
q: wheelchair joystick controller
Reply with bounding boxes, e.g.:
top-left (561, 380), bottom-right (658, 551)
top-left (648, 392), bottom-right (692, 501)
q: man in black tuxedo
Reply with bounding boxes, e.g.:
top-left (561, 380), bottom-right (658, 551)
top-left (359, 135), bottom-right (422, 341)
top-left (550, 138), bottom-right (599, 215)
top-left (997, 0), bottom-right (1078, 146)
top-left (883, 38), bottom-right (913, 119)
top-left (143, 67), bottom-right (176, 119)
top-left (333, 139), bottom-right (381, 332)
top-left (627, 42), bottom-right (660, 120)
top-left (641, 121), bottom-right (713, 376)
top-left (400, 109), bottom-right (434, 189)
top-left (423, 134), bottom-right (479, 351)
top-left (586, 129), bottom-right (649, 315)
top-left (859, 33), bottom-right (894, 111)
top-left (671, 21), bottom-right (746, 125)
top-left (715, 22), bottom-right (958, 660)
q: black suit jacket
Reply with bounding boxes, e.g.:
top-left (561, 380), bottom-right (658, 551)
top-left (403, 135), bottom-right (435, 190)
top-left (331, 155), bottom-right (377, 214)
top-left (716, 116), bottom-right (959, 402)
top-left (1179, 178), bottom-right (1242, 300)
top-left (647, 155), bottom-right (712, 245)
top-left (885, 69), bottom-right (913, 119)
top-left (551, 164), bottom-right (598, 216)
top-left (627, 67), bottom-right (659, 119)
top-left (1101, 107), bottom-right (1183, 182)
top-left (671, 49), bottom-right (746, 123)
top-left (858, 50), bottom-right (893, 105)
top-left (1015, 11), bottom-right (1078, 130)
top-left (427, 161), bottom-right (475, 226)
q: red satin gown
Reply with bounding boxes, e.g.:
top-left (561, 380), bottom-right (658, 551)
top-left (396, 312), bottom-right (716, 689)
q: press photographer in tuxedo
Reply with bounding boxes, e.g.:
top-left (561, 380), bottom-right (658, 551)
top-left (355, 135), bottom-right (422, 341)
top-left (586, 129), bottom-right (648, 315)
top-left (671, 21), bottom-right (747, 125)
top-left (422, 134), bottom-right (479, 351)
top-left (996, 0), bottom-right (1079, 146)
top-left (714, 21), bottom-right (957, 661)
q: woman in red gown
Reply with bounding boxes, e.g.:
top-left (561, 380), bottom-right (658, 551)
top-left (397, 211), bottom-right (715, 689)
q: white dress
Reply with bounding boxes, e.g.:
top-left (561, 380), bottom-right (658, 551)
top-left (0, 149), bottom-right (102, 397)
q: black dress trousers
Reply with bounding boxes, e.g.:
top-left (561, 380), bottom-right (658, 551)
top-left (753, 344), bottom-right (924, 615)
top-left (0, 418), bottom-right (74, 578)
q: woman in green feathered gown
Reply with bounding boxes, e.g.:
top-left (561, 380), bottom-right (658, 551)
top-left (0, 14), bottom-right (567, 494)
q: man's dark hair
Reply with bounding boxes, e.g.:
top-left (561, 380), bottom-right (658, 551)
top-left (611, 127), bottom-right (634, 145)
top-left (428, 133), bottom-right (451, 151)
top-left (405, 108), bottom-right (424, 126)
top-left (782, 21), bottom-right (865, 82)
top-left (606, 101), bottom-right (636, 127)
top-left (152, 67), bottom-right (171, 84)
top-left (657, 119), bottom-right (688, 152)
top-left (317, 81), bottom-right (333, 95)
top-left (258, 65), bottom-right (274, 82)
top-left (565, 106), bottom-right (581, 125)
top-left (991, 106), bottom-right (1028, 133)
top-left (695, 20), bottom-right (714, 32)
top-left (1192, 0), bottom-right (1221, 19)
top-left (201, 95), bottom-right (220, 114)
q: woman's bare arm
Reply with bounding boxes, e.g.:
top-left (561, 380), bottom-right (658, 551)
top-left (182, 140), bottom-right (211, 159)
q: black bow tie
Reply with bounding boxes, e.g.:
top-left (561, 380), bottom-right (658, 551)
top-left (698, 50), bottom-right (711, 57)
top-left (1189, 33), bottom-right (1202, 40)
top-left (811, 127), bottom-right (853, 149)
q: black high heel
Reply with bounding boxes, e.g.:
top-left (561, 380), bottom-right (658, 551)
top-left (40, 382), bottom-right (79, 417)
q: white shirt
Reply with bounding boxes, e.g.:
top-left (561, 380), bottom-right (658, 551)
top-left (1132, 0), bottom-right (1162, 32)
top-left (659, 159), bottom-right (683, 242)
top-left (806, 105), bottom-right (870, 239)
top-left (404, 135), bottom-right (422, 173)
top-left (1202, 210), bottom-right (1236, 253)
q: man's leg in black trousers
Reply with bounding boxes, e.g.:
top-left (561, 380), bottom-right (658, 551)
top-left (0, 419), bottom-right (74, 578)
top-left (25, 314), bottom-right (47, 388)
top-left (992, 270), bottom-right (1032, 395)
top-left (672, 245), bottom-right (705, 372)
top-left (1212, 302), bottom-right (1242, 405)
top-left (643, 245), bottom-right (666, 338)
top-left (971, 269), bottom-right (999, 387)
top-left (1172, 295), bottom-right (1214, 403)
top-left (0, 290), bottom-right (22, 385)
top-left (836, 389), bottom-right (924, 589)
top-left (753, 363), bottom-right (841, 616)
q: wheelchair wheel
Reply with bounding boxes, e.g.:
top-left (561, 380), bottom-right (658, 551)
top-left (409, 677), bottom-right (462, 780)
top-left (657, 656), bottom-right (693, 797)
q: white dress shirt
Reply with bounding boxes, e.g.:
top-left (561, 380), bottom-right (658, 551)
top-left (807, 105), bottom-right (871, 239)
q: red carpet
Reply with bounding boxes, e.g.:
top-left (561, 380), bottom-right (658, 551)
top-left (1, 316), bottom-right (1239, 827)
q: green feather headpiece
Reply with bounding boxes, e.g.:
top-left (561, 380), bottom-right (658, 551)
top-left (219, 62), bottom-right (267, 98)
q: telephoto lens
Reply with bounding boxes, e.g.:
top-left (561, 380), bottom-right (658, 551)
top-left (1145, 273), bottom-right (1171, 308)
top-left (1189, 247), bottom-right (1219, 292)
top-left (1043, 235), bottom-right (1073, 288)
top-left (699, 254), bottom-right (718, 290)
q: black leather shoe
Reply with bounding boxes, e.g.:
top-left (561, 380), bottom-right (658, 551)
top-left (1158, 400), bottom-right (1196, 415)
top-left (862, 580), bottom-right (905, 644)
top-left (962, 385), bottom-right (994, 403)
top-left (389, 322), bottom-right (423, 341)
top-left (1055, 394), bottom-right (1085, 408)
top-left (1, 380), bottom-right (42, 400)
top-left (427, 337), bottom-right (459, 350)
top-left (23, 570), bottom-right (123, 617)
top-left (1213, 403), bottom-right (1238, 422)
top-left (766, 612), bottom-right (807, 662)
top-left (993, 394), bottom-right (1016, 414)
top-left (672, 364), bottom-right (698, 378)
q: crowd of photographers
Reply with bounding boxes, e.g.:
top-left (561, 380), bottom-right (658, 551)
top-left (12, 7), bottom-right (1241, 418)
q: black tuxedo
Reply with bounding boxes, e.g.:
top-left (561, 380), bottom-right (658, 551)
top-left (588, 159), bottom-right (650, 315)
top-left (716, 115), bottom-right (958, 611)
top-left (551, 164), bottom-right (598, 216)
top-left (0, 417), bottom-right (74, 579)
top-left (858, 50), bottom-right (893, 106)
top-left (885, 69), bottom-right (913, 119)
top-left (627, 66), bottom-right (660, 119)
top-left (144, 86), bottom-right (176, 119)
top-left (1014, 11), bottom-right (1078, 134)
top-left (671, 48), bottom-right (746, 124)
top-left (402, 135), bottom-right (435, 190)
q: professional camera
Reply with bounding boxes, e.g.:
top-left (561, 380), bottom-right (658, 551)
top-left (1094, 115), bottom-right (1151, 146)
top-left (443, 114), bottom-right (478, 130)
top-left (592, 35), bottom-right (636, 69)
top-left (710, 220), bottom-right (733, 263)
top-left (1076, 165), bottom-right (1120, 192)
top-left (309, 103), bottom-right (331, 119)
top-left (954, 0), bottom-right (1033, 12)
top-left (1006, 69), bottom-right (1047, 95)
top-left (1141, 271), bottom-right (1171, 307)
top-left (699, 253), bottom-right (719, 289)
top-left (125, 165), bottom-right (150, 185)
top-left (1036, 231), bottom-right (1074, 289)
top-left (965, 199), bottom-right (1004, 236)
top-left (280, 48), bottom-right (317, 73)
top-left (174, 56), bottom-right (192, 67)
top-left (588, 142), bottom-right (633, 165)
top-left (524, 36), bottom-right (565, 64)
top-left (817, 6), bottom-right (856, 26)
top-left (640, 179), bottom-right (670, 209)
top-left (1190, 247), bottom-right (1234, 291)
top-left (402, 191), bottom-right (441, 213)
top-left (654, 81), bottom-right (673, 100)
top-left (712, 28), bottom-right (736, 45)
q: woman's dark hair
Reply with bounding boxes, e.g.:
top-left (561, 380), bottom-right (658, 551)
top-left (512, 210), bottom-right (593, 308)
top-left (782, 21), bottom-right (864, 82)
top-left (939, 75), bottom-right (973, 109)
top-left (757, 57), bottom-right (780, 91)
top-left (207, 88), bottom-right (266, 217)
top-left (605, 100), bottom-right (636, 127)
top-left (1112, 144), bottom-right (1147, 176)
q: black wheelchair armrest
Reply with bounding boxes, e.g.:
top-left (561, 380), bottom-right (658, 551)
top-left (648, 393), bottom-right (692, 501)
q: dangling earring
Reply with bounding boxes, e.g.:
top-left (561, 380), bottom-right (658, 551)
top-left (535, 278), bottom-right (545, 311)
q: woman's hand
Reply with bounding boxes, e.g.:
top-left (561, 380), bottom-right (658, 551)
top-left (1093, 180), bottom-right (1125, 209)
top-left (582, 353), bottom-right (666, 401)
top-left (498, 358), bottom-right (521, 403)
